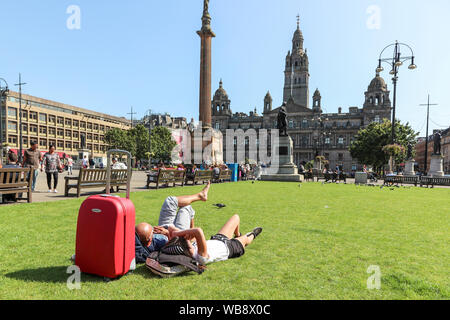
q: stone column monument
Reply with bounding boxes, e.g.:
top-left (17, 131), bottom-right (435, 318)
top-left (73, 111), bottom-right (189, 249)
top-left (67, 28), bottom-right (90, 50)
top-left (190, 0), bottom-right (223, 165)
top-left (197, 0), bottom-right (215, 129)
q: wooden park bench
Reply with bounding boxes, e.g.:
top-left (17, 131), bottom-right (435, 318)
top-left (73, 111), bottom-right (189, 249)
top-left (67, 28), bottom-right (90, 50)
top-left (64, 168), bottom-right (130, 197)
top-left (322, 172), bottom-right (347, 183)
top-left (214, 169), bottom-right (232, 183)
top-left (147, 169), bottom-right (186, 189)
top-left (420, 176), bottom-right (450, 188)
top-left (186, 170), bottom-right (213, 185)
top-left (0, 168), bottom-right (34, 203)
top-left (384, 175), bottom-right (420, 187)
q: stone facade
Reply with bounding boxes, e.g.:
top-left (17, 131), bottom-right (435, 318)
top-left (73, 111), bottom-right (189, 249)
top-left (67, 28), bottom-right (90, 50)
top-left (211, 19), bottom-right (392, 172)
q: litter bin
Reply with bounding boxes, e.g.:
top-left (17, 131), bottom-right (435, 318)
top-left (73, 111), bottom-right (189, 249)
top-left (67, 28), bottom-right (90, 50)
top-left (226, 163), bottom-right (239, 182)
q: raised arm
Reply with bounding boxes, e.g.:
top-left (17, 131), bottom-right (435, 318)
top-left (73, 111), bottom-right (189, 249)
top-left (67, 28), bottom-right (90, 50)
top-left (172, 228), bottom-right (208, 258)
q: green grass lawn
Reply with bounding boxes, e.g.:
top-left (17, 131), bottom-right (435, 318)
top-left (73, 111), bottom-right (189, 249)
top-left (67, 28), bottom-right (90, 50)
top-left (0, 181), bottom-right (449, 300)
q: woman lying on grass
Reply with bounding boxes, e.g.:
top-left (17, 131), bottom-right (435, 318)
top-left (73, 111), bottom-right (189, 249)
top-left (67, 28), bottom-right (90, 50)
top-left (168, 214), bottom-right (262, 265)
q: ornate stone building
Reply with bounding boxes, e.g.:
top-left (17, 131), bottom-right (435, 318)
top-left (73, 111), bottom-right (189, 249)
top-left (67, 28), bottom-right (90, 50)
top-left (212, 18), bottom-right (392, 172)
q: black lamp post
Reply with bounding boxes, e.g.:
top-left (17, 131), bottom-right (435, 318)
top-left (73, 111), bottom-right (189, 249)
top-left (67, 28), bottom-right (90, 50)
top-left (376, 41), bottom-right (416, 173)
top-left (0, 78), bottom-right (10, 165)
top-left (376, 41), bottom-right (417, 144)
top-left (313, 115), bottom-right (330, 168)
top-left (146, 109), bottom-right (153, 166)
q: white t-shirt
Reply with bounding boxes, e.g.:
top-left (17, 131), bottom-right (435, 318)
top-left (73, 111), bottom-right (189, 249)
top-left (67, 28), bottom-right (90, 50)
top-left (193, 240), bottom-right (229, 265)
top-left (112, 162), bottom-right (127, 170)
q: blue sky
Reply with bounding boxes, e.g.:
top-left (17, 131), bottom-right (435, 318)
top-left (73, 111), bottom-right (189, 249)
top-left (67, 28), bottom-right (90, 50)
top-left (1, 0), bottom-right (449, 136)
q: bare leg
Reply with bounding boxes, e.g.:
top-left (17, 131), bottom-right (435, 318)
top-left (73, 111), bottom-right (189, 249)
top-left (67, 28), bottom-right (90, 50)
top-left (235, 234), bottom-right (254, 248)
top-left (216, 214), bottom-right (241, 239)
top-left (177, 181), bottom-right (211, 208)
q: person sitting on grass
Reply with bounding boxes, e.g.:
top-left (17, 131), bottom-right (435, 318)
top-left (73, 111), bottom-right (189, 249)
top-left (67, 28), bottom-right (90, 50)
top-left (168, 214), bottom-right (262, 266)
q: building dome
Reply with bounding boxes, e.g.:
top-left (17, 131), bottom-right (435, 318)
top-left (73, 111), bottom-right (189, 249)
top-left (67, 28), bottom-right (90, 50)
top-left (214, 79), bottom-right (228, 100)
top-left (368, 73), bottom-right (387, 91)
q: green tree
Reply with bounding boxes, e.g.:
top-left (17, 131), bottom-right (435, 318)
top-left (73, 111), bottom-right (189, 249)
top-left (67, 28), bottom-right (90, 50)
top-left (105, 128), bottom-right (136, 155)
top-left (150, 126), bottom-right (177, 163)
top-left (129, 124), bottom-right (150, 160)
top-left (349, 120), bottom-right (418, 172)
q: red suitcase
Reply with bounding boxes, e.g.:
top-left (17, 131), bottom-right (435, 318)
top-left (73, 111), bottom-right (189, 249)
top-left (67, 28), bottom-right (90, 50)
top-left (75, 150), bottom-right (135, 280)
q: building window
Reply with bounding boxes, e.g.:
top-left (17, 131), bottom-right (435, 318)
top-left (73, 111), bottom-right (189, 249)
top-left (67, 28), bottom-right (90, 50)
top-left (289, 120), bottom-right (294, 129)
top-left (29, 112), bottom-right (38, 121)
top-left (8, 107), bottom-right (17, 119)
top-left (40, 139), bottom-right (47, 148)
top-left (21, 110), bottom-right (28, 120)
top-left (57, 140), bottom-right (64, 149)
top-left (8, 121), bottom-right (17, 132)
top-left (374, 115), bottom-right (381, 123)
top-left (39, 113), bottom-right (47, 123)
top-left (30, 125), bottom-right (38, 134)
top-left (73, 131), bottom-right (79, 139)
top-left (65, 119), bottom-right (72, 126)
top-left (80, 122), bottom-right (86, 129)
top-left (39, 126), bottom-right (47, 135)
top-left (87, 123), bottom-right (93, 130)
top-left (215, 122), bottom-right (220, 130)
top-left (325, 137), bottom-right (331, 144)
top-left (57, 129), bottom-right (64, 137)
top-left (49, 115), bottom-right (56, 124)
top-left (57, 117), bottom-right (64, 126)
top-left (73, 120), bottom-right (79, 128)
top-left (8, 135), bottom-right (18, 145)
top-left (65, 141), bottom-right (72, 149)
top-left (49, 127), bottom-right (56, 136)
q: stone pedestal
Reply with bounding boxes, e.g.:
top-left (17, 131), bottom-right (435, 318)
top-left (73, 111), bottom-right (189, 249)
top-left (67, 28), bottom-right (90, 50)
top-left (404, 159), bottom-right (416, 176)
top-left (428, 155), bottom-right (444, 177)
top-left (78, 149), bottom-right (90, 162)
top-left (189, 128), bottom-right (223, 165)
top-left (355, 172), bottom-right (368, 185)
top-left (260, 135), bottom-right (302, 182)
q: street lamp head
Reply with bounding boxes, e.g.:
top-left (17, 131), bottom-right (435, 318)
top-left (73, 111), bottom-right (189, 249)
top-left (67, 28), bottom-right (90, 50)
top-left (376, 59), bottom-right (384, 73)
top-left (394, 60), bottom-right (403, 67)
top-left (389, 69), bottom-right (396, 75)
top-left (408, 56), bottom-right (417, 70)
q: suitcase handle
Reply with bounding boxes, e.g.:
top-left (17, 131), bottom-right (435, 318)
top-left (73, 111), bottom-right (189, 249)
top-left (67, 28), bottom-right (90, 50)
top-left (106, 149), bottom-right (132, 199)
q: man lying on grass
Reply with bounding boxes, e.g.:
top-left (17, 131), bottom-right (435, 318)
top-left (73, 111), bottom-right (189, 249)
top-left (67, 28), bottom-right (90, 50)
top-left (168, 214), bottom-right (262, 266)
top-left (135, 182), bottom-right (212, 261)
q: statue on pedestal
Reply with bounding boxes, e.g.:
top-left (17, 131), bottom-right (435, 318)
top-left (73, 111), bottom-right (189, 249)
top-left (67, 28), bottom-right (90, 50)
top-left (407, 143), bottom-right (413, 160)
top-left (277, 103), bottom-right (288, 137)
top-left (433, 131), bottom-right (442, 155)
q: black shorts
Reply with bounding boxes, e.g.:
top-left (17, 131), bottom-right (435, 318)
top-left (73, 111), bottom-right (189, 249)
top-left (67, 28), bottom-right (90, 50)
top-left (210, 234), bottom-right (245, 259)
